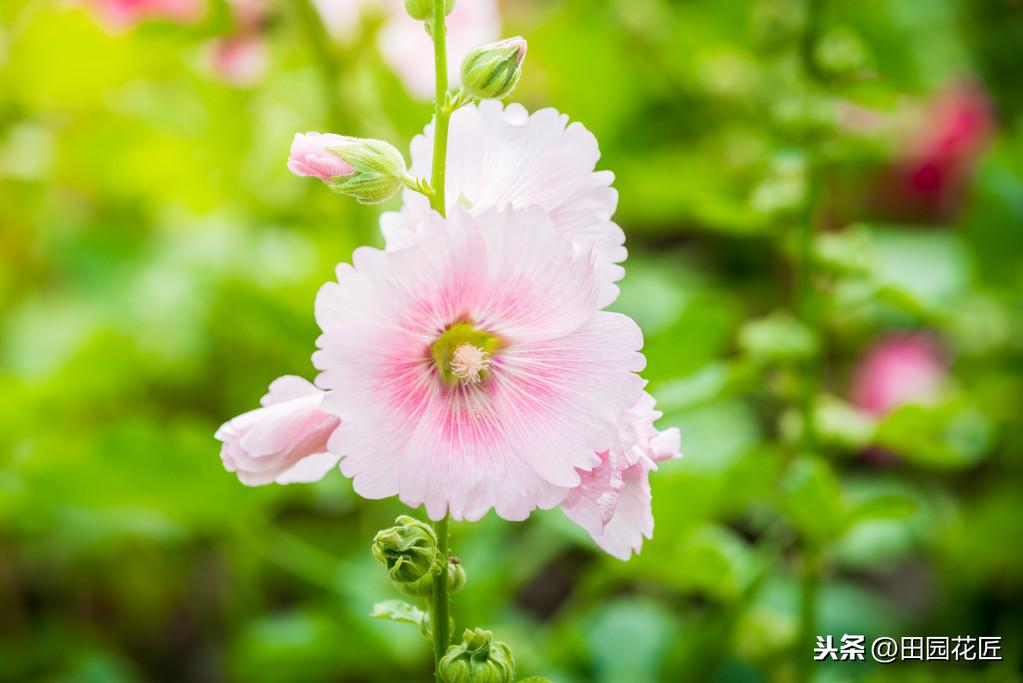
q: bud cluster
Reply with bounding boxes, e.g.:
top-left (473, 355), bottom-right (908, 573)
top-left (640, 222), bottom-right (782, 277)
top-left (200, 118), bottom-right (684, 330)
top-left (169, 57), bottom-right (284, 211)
top-left (439, 628), bottom-right (516, 683)
top-left (371, 515), bottom-right (466, 597)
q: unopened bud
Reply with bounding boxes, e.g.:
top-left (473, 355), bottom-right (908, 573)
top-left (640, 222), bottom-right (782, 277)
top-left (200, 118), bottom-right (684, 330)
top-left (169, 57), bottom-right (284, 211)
top-left (405, 0), bottom-right (455, 21)
top-left (290, 133), bottom-right (408, 204)
top-left (460, 37), bottom-right (527, 100)
top-left (439, 628), bottom-right (515, 683)
top-left (447, 557), bottom-right (467, 593)
top-left (372, 515), bottom-right (440, 589)
top-left (400, 555), bottom-right (468, 598)
top-left (287, 132), bottom-right (355, 183)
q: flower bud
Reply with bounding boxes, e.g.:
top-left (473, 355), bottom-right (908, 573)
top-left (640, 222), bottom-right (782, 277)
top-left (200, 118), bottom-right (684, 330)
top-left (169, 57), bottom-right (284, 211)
top-left (288, 132), bottom-right (355, 182)
top-left (459, 37), bottom-right (527, 100)
top-left (288, 133), bottom-right (408, 205)
top-left (397, 556), bottom-right (468, 598)
top-left (404, 0), bottom-right (455, 21)
top-left (371, 515), bottom-right (440, 589)
top-left (439, 628), bottom-right (515, 683)
top-left (446, 557), bottom-right (467, 593)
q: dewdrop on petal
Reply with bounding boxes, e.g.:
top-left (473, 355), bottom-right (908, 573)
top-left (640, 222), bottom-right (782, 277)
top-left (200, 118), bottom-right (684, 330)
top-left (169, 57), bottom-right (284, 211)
top-left (460, 37), bottom-right (527, 100)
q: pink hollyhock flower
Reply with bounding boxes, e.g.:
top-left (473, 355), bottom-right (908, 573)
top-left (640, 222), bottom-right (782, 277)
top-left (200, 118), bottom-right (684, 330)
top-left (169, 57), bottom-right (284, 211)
top-left (562, 393), bottom-right (681, 560)
top-left (382, 101), bottom-right (625, 306)
top-left (313, 206), bottom-right (646, 521)
top-left (287, 133), bottom-right (357, 182)
top-left (84, 0), bottom-right (203, 30)
top-left (377, 0), bottom-right (501, 99)
top-left (851, 333), bottom-right (945, 417)
top-left (216, 376), bottom-right (341, 486)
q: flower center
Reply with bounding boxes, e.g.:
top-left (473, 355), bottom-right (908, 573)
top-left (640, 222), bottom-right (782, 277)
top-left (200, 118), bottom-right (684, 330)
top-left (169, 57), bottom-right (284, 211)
top-left (450, 343), bottom-right (490, 385)
top-left (431, 322), bottom-right (501, 387)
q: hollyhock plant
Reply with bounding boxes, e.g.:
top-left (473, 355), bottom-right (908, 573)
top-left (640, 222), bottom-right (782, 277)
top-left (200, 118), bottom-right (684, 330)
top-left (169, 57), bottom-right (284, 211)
top-left (382, 101), bottom-right (626, 306)
top-left (562, 393), bottom-right (682, 559)
top-left (219, 2), bottom-right (680, 677)
top-left (313, 206), bottom-right (646, 521)
top-left (852, 333), bottom-right (945, 417)
top-left (215, 376), bottom-right (341, 486)
top-left (83, 0), bottom-right (203, 30)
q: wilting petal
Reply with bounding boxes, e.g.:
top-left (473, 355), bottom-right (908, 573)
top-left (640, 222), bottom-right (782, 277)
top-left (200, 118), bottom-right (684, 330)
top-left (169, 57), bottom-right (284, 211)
top-left (562, 392), bottom-right (682, 559)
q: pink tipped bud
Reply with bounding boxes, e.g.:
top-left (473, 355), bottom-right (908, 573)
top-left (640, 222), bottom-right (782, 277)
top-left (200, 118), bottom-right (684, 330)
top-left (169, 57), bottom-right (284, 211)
top-left (460, 36), bottom-right (527, 100)
top-left (287, 132), bottom-right (357, 182)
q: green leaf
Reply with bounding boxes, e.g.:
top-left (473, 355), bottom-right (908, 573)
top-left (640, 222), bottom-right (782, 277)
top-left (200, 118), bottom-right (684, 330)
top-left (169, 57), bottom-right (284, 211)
top-left (370, 600), bottom-right (430, 638)
top-left (738, 310), bottom-right (818, 365)
top-left (780, 457), bottom-right (847, 543)
top-left (875, 402), bottom-right (992, 468)
top-left (846, 493), bottom-right (917, 528)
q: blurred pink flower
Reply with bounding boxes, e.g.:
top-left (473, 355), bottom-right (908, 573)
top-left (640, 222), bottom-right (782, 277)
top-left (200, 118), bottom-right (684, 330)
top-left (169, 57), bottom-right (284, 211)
top-left (562, 393), bottom-right (681, 560)
top-left (313, 0), bottom-right (500, 96)
top-left (206, 0), bottom-right (269, 86)
top-left (216, 376), bottom-right (341, 486)
top-left (287, 132), bottom-right (357, 182)
top-left (381, 0), bottom-right (501, 98)
top-left (313, 206), bottom-right (646, 522)
top-left (227, 0), bottom-right (266, 30)
top-left (84, 0), bottom-right (203, 29)
top-left (208, 34), bottom-right (268, 86)
top-left (852, 334), bottom-right (945, 417)
top-left (382, 102), bottom-right (625, 306)
top-left (313, 0), bottom-right (381, 40)
top-left (888, 82), bottom-right (994, 220)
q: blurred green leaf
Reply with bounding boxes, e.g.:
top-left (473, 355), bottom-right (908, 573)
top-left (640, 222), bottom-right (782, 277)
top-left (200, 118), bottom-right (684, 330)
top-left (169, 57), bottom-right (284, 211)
top-left (371, 600), bottom-right (431, 638)
top-left (738, 310), bottom-right (818, 365)
top-left (780, 457), bottom-right (847, 544)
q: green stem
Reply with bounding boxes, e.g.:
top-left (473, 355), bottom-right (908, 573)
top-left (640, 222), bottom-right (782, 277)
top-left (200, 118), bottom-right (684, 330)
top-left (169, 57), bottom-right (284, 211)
top-left (429, 5), bottom-right (452, 679)
top-left (796, 185), bottom-right (818, 455)
top-left (794, 2), bottom-right (827, 676)
top-left (429, 0), bottom-right (451, 216)
top-left (797, 546), bottom-right (821, 682)
top-left (431, 515), bottom-right (451, 676)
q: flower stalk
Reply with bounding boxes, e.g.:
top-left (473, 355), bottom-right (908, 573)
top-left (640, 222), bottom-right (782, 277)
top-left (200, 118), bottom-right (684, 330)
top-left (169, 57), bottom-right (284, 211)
top-left (430, 0), bottom-right (451, 217)
top-left (429, 0), bottom-right (453, 676)
top-left (432, 514), bottom-right (451, 675)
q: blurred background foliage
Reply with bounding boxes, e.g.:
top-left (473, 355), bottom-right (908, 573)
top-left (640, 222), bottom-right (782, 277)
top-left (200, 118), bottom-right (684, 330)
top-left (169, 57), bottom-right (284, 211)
top-left (1, 0), bottom-right (1022, 681)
